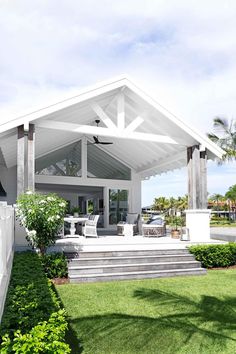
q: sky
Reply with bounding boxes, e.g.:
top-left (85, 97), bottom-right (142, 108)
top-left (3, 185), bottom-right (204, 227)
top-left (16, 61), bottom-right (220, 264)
top-left (0, 0), bottom-right (235, 206)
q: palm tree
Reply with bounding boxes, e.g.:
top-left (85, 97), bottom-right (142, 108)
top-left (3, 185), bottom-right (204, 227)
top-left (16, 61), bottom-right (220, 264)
top-left (207, 117), bottom-right (236, 162)
top-left (153, 197), bottom-right (170, 213)
top-left (225, 185), bottom-right (236, 221)
top-left (210, 193), bottom-right (224, 217)
top-left (176, 195), bottom-right (188, 213)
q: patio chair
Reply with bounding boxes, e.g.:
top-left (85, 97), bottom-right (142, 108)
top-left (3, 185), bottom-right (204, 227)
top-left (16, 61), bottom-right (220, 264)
top-left (82, 215), bottom-right (100, 237)
top-left (117, 213), bottom-right (140, 236)
top-left (142, 217), bottom-right (166, 237)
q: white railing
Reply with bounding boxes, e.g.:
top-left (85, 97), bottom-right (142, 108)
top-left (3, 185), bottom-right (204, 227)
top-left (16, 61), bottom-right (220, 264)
top-left (0, 202), bottom-right (15, 322)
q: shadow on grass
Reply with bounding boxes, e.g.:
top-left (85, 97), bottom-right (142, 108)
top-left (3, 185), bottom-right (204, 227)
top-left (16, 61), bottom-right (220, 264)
top-left (53, 284), bottom-right (82, 354)
top-left (134, 288), bottom-right (236, 330)
top-left (66, 289), bottom-right (236, 353)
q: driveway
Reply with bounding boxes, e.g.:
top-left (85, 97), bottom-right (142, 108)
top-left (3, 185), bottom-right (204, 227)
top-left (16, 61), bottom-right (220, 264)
top-left (211, 227), bottom-right (236, 242)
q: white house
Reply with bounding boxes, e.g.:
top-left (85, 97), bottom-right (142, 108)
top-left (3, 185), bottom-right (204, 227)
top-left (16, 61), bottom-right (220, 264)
top-left (0, 76), bottom-right (223, 246)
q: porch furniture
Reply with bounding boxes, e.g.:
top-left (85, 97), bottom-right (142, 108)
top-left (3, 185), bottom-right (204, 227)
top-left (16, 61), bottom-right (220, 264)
top-left (82, 215), bottom-right (100, 237)
top-left (64, 216), bottom-right (88, 236)
top-left (123, 224), bottom-right (134, 237)
top-left (142, 217), bottom-right (166, 237)
top-left (117, 213), bottom-right (140, 236)
top-left (142, 224), bottom-right (166, 237)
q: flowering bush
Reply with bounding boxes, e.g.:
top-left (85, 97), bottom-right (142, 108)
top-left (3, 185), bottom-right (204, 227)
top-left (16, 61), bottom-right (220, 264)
top-left (16, 192), bottom-right (67, 255)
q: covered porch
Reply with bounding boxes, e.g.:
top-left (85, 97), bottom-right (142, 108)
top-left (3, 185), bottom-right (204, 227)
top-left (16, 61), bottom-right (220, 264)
top-left (0, 77), bottom-right (223, 246)
top-left (53, 232), bottom-right (225, 253)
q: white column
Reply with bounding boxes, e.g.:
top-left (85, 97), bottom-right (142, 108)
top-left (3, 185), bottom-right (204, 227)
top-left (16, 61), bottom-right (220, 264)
top-left (81, 136), bottom-right (87, 180)
top-left (0, 205), bottom-right (7, 275)
top-left (27, 124), bottom-right (35, 192)
top-left (185, 209), bottom-right (211, 242)
top-left (17, 125), bottom-right (25, 197)
top-left (103, 187), bottom-right (109, 228)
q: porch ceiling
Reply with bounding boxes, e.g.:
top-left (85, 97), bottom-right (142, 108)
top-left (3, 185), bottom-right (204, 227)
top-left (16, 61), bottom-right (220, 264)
top-left (0, 76), bottom-right (224, 178)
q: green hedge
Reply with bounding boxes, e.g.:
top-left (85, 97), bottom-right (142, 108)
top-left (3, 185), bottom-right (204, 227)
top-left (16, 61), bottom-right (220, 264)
top-left (41, 253), bottom-right (68, 279)
top-left (0, 252), bottom-right (71, 353)
top-left (189, 243), bottom-right (236, 268)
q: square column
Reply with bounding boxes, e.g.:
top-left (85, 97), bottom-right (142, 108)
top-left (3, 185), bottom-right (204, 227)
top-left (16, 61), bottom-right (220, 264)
top-left (17, 125), bottom-right (25, 197)
top-left (185, 209), bottom-right (211, 242)
top-left (27, 124), bottom-right (35, 192)
top-left (187, 145), bottom-right (207, 209)
top-left (17, 124), bottom-right (35, 197)
top-left (187, 146), bottom-right (209, 241)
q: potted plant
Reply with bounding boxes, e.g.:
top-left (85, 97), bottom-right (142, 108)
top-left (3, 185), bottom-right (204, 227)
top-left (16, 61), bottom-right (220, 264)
top-left (71, 206), bottom-right (80, 217)
top-left (169, 216), bottom-right (184, 239)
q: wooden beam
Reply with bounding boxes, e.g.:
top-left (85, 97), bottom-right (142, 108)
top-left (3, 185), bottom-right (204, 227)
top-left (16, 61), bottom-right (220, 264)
top-left (27, 124), bottom-right (35, 191)
top-left (91, 102), bottom-right (117, 130)
top-left (125, 116), bottom-right (144, 133)
top-left (36, 120), bottom-right (179, 144)
top-left (117, 93), bottom-right (125, 129)
top-left (17, 125), bottom-right (25, 197)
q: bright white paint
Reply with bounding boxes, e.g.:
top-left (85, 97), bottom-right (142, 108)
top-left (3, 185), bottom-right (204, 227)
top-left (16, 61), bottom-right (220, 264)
top-left (0, 203), bottom-right (14, 322)
top-left (117, 92), bottom-right (125, 129)
top-left (185, 209), bottom-right (211, 242)
top-left (36, 120), bottom-right (179, 145)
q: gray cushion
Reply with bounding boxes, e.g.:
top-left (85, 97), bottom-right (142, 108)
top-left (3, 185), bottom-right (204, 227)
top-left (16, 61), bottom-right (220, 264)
top-left (126, 213), bottom-right (138, 224)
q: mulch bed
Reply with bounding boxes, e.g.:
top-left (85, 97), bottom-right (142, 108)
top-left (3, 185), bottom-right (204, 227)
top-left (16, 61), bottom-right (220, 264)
top-left (209, 265), bottom-right (236, 270)
top-left (51, 277), bottom-right (69, 285)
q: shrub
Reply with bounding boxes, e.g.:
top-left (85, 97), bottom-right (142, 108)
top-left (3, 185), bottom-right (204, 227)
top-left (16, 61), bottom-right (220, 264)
top-left (0, 252), bottom-right (71, 353)
top-left (1, 310), bottom-right (70, 354)
top-left (189, 243), bottom-right (236, 268)
top-left (41, 253), bottom-right (68, 279)
top-left (16, 192), bottom-right (67, 255)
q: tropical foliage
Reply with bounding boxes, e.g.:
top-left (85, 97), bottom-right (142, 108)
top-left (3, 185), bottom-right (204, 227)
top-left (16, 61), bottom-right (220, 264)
top-left (152, 195), bottom-right (188, 215)
top-left (208, 184), bottom-right (236, 217)
top-left (16, 192), bottom-right (67, 255)
top-left (207, 117), bottom-right (236, 162)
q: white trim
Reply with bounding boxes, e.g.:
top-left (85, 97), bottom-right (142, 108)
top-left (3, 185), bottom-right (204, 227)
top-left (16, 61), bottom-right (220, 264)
top-left (0, 75), bottom-right (224, 159)
top-left (35, 174), bottom-right (133, 188)
top-left (125, 116), bottom-right (144, 133)
top-left (91, 102), bottom-right (117, 130)
top-left (36, 120), bottom-right (178, 144)
top-left (117, 92), bottom-right (125, 130)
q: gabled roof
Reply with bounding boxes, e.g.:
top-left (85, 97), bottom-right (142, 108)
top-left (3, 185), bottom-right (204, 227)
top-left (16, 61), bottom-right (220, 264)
top-left (0, 76), bottom-right (224, 179)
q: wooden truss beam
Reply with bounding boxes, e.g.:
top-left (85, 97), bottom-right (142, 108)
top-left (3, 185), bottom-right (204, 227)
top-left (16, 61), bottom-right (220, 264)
top-left (36, 120), bottom-right (179, 145)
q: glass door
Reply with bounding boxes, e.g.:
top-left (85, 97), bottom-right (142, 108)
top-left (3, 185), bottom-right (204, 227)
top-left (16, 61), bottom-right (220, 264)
top-left (109, 189), bottom-right (128, 225)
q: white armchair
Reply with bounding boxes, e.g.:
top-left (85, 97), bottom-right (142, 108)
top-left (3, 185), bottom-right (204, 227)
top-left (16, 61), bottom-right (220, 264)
top-left (82, 215), bottom-right (100, 237)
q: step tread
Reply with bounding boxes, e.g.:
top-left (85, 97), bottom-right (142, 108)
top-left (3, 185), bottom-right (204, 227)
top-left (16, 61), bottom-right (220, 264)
top-left (68, 260), bottom-right (200, 270)
top-left (65, 249), bottom-right (189, 255)
top-left (68, 254), bottom-right (194, 262)
top-left (69, 267), bottom-right (206, 279)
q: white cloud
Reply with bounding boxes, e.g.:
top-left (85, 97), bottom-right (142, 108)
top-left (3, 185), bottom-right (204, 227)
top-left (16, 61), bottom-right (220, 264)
top-left (0, 0), bottom-right (235, 204)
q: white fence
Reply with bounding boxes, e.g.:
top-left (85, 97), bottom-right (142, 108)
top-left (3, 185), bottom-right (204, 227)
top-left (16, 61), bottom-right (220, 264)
top-left (0, 202), bottom-right (15, 322)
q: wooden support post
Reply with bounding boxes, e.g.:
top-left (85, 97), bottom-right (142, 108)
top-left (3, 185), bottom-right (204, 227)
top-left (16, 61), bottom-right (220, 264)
top-left (17, 125), bottom-right (25, 197)
top-left (27, 124), bottom-right (35, 192)
top-left (187, 145), bottom-right (207, 209)
top-left (200, 150), bottom-right (207, 209)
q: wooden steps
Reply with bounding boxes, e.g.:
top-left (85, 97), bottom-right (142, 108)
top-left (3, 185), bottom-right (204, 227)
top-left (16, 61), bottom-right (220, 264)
top-left (65, 248), bottom-right (206, 283)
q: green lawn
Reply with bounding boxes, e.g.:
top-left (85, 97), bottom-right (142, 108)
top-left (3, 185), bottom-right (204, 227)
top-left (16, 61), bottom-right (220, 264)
top-left (56, 271), bottom-right (236, 354)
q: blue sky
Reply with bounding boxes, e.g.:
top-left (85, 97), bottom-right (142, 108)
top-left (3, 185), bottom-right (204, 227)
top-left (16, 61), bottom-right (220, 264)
top-left (0, 0), bottom-right (235, 206)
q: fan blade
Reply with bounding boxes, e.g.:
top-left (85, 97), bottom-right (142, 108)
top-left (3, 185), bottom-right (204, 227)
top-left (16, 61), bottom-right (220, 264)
top-left (93, 136), bottom-right (99, 143)
top-left (99, 142), bottom-right (113, 145)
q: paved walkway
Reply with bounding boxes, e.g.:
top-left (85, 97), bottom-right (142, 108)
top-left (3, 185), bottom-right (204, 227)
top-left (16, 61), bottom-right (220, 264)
top-left (211, 227), bottom-right (236, 242)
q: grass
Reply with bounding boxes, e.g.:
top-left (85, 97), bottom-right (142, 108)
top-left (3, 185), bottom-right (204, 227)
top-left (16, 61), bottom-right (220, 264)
top-left (56, 270), bottom-right (236, 354)
top-left (210, 223), bottom-right (236, 227)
